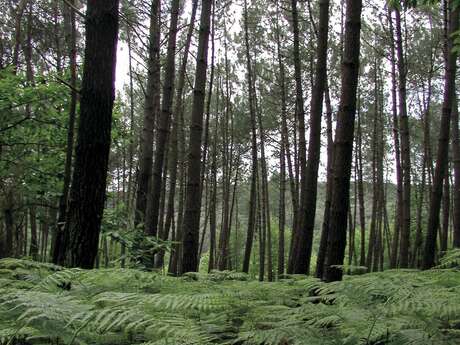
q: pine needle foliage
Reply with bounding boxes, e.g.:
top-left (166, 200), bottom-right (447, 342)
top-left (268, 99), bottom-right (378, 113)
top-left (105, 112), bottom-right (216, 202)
top-left (0, 256), bottom-right (459, 345)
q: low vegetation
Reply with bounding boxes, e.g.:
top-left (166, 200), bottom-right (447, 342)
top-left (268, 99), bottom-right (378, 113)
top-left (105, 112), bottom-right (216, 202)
top-left (1, 252), bottom-right (460, 345)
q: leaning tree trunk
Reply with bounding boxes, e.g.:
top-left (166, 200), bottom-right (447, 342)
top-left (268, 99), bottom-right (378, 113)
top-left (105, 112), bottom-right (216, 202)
top-left (292, 0), bottom-right (330, 275)
top-left (423, 1), bottom-right (459, 269)
top-left (180, 0), bottom-right (213, 274)
top-left (63, 0), bottom-right (119, 268)
top-left (323, 0), bottom-right (362, 283)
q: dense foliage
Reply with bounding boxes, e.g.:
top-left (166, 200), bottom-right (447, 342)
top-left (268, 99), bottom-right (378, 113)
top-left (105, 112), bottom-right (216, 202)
top-left (1, 254), bottom-right (460, 345)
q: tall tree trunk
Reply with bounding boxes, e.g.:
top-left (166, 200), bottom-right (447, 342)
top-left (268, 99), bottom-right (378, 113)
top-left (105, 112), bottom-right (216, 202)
top-left (62, 0), bottom-right (119, 268)
top-left (356, 98), bottom-right (366, 267)
top-left (3, 190), bottom-right (14, 257)
top-left (155, 120), bottom-right (178, 268)
top-left (423, 1), bottom-right (459, 269)
top-left (388, 9), bottom-right (403, 269)
top-left (54, 0), bottom-right (78, 265)
top-left (412, 154), bottom-right (427, 267)
top-left (242, 0), bottom-right (259, 274)
top-left (148, 0), bottom-right (180, 236)
top-left (274, 0), bottom-right (298, 270)
top-left (208, 115), bottom-right (218, 272)
top-left (452, 95), bottom-right (460, 247)
top-left (134, 0), bottom-right (160, 228)
top-left (291, 0), bottom-right (330, 275)
top-left (29, 206), bottom-right (38, 260)
top-left (12, 0), bottom-right (28, 71)
top-left (287, 0), bottom-right (308, 274)
top-left (126, 28), bottom-right (135, 212)
top-left (393, 7), bottom-right (411, 268)
top-left (252, 67), bottom-right (272, 280)
top-left (180, 0), bottom-right (213, 273)
top-left (315, 84), bottom-right (334, 278)
top-left (257, 173), bottom-right (265, 281)
top-left (323, 0), bottom-right (362, 283)
top-left (278, 127), bottom-right (286, 276)
top-left (440, 171), bottom-right (450, 252)
top-left (167, 0), bottom-right (198, 275)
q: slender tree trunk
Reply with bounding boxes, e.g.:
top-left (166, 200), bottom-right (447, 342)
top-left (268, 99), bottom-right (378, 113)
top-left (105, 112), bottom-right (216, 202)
top-left (148, 0), bottom-right (181, 236)
top-left (257, 173), bottom-right (265, 281)
top-left (134, 0), bottom-right (160, 228)
top-left (54, 0), bottom-right (78, 264)
top-left (63, 0), bottom-right (119, 268)
top-left (452, 95), bottom-right (460, 247)
top-left (208, 119), bottom-right (218, 272)
top-left (155, 118), bottom-right (178, 269)
top-left (315, 85), bottom-right (334, 278)
top-left (12, 0), bottom-right (28, 71)
top-left (242, 0), bottom-right (259, 274)
top-left (29, 207), bottom-right (38, 260)
top-left (292, 0), bottom-right (330, 275)
top-left (279, 129), bottom-right (286, 276)
top-left (168, 0), bottom-right (198, 275)
top-left (388, 9), bottom-right (403, 268)
top-left (423, 2), bottom-right (459, 269)
top-left (126, 28), bottom-right (135, 212)
top-left (274, 0), bottom-right (297, 269)
top-left (412, 154), bottom-right (427, 267)
top-left (41, 210), bottom-right (50, 262)
top-left (323, 0), bottom-right (362, 283)
top-left (287, 0), bottom-right (308, 274)
top-left (441, 171), bottom-right (450, 252)
top-left (356, 98), bottom-right (366, 267)
top-left (393, 7), bottom-right (411, 268)
top-left (180, 0), bottom-right (213, 273)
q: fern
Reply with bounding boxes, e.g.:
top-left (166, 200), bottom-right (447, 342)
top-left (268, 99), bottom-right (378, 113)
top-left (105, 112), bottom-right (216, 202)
top-left (1, 253), bottom-right (460, 345)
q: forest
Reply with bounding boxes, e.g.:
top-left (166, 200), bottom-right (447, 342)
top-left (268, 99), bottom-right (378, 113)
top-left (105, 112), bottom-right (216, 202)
top-left (1, 0), bottom-right (460, 343)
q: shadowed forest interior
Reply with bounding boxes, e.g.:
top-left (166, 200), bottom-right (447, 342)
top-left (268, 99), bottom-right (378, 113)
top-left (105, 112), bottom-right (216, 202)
top-left (1, 0), bottom-right (460, 344)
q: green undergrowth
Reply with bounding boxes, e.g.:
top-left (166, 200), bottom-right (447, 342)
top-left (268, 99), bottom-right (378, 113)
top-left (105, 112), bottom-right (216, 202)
top-left (1, 252), bottom-right (460, 345)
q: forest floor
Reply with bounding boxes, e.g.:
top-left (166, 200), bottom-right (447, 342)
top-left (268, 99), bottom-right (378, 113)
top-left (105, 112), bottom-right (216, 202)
top-left (0, 255), bottom-right (460, 345)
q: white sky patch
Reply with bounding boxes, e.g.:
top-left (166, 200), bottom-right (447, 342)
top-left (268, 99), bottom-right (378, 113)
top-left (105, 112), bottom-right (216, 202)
top-left (115, 41), bottom-right (130, 92)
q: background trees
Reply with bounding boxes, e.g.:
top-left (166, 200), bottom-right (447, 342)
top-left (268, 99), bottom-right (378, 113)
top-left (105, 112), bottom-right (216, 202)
top-left (0, 0), bottom-right (459, 281)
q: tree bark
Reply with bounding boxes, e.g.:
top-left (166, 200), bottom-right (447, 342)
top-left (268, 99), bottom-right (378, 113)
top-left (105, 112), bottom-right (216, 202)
top-left (440, 171), bottom-right (450, 252)
top-left (63, 0), bottom-right (119, 268)
top-left (167, 0), bottom-right (198, 275)
top-left (452, 95), bottom-right (460, 247)
top-left (423, 1), bottom-right (459, 269)
top-left (323, 0), bottom-right (362, 283)
top-left (29, 206), bottom-right (38, 260)
top-left (54, 0), bottom-right (78, 265)
top-left (242, 0), bottom-right (259, 274)
top-left (287, 0), bottom-right (308, 274)
top-left (388, 9), bottom-right (403, 269)
top-left (148, 0), bottom-right (180, 236)
top-left (315, 84), bottom-right (334, 278)
top-left (180, 0), bottom-right (213, 273)
top-left (394, 7), bottom-right (411, 268)
top-left (134, 0), bottom-right (160, 228)
top-left (292, 0), bottom-right (330, 275)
